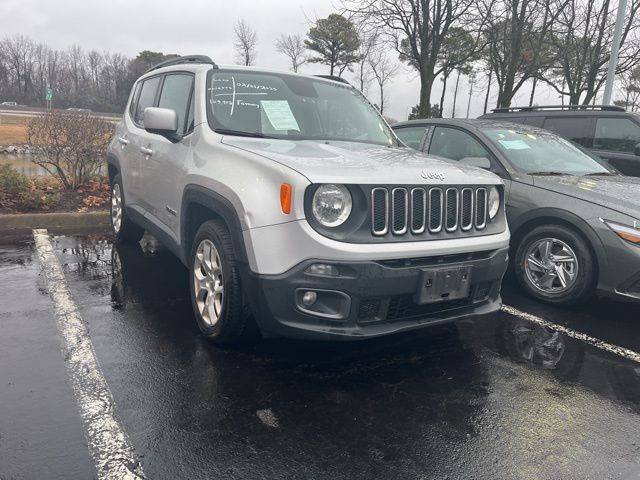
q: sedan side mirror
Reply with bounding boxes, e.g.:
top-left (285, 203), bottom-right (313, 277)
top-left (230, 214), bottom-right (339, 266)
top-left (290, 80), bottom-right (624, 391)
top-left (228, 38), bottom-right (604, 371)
top-left (634, 143), bottom-right (640, 156)
top-left (459, 156), bottom-right (492, 170)
top-left (143, 107), bottom-right (179, 140)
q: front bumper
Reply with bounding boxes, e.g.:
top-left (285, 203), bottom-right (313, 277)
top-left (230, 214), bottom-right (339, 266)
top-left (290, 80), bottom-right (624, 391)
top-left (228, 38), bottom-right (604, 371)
top-left (244, 247), bottom-right (510, 340)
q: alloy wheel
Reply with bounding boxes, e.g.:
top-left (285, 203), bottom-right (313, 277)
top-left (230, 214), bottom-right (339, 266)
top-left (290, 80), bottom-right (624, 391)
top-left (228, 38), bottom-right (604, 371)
top-left (524, 237), bottom-right (578, 294)
top-left (111, 183), bottom-right (122, 233)
top-left (193, 239), bottom-right (224, 326)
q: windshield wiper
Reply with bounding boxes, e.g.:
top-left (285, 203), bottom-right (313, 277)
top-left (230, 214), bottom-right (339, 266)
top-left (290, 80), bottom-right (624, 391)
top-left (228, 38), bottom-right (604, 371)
top-left (583, 171), bottom-right (617, 176)
top-left (214, 128), bottom-right (274, 139)
top-left (528, 171), bottom-right (568, 176)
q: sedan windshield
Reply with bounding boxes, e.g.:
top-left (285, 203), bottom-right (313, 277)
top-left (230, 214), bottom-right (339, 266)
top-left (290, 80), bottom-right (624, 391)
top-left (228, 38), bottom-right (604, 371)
top-left (207, 70), bottom-right (396, 146)
top-left (481, 127), bottom-right (610, 176)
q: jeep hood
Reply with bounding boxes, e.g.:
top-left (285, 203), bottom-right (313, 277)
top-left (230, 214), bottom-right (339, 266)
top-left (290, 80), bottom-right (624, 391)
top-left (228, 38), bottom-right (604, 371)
top-left (221, 137), bottom-right (500, 185)
top-left (532, 174), bottom-right (640, 218)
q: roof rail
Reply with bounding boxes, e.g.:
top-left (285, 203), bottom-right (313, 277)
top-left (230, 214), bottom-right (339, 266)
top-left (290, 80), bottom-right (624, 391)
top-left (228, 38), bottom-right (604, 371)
top-left (491, 104), bottom-right (625, 113)
top-left (314, 75), bottom-right (351, 85)
top-left (146, 55), bottom-right (218, 73)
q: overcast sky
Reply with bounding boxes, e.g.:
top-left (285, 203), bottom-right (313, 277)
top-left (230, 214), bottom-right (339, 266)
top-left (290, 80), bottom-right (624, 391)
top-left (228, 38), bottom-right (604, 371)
top-left (2, 0), bottom-right (580, 120)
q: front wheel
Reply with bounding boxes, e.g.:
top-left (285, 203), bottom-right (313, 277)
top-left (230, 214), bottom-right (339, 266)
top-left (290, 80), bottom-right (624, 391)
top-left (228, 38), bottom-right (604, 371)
top-left (188, 219), bottom-right (253, 345)
top-left (514, 224), bottom-right (596, 306)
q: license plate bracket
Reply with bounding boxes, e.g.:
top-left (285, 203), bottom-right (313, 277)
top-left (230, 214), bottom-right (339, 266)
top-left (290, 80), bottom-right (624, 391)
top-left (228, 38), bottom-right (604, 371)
top-left (414, 266), bottom-right (472, 305)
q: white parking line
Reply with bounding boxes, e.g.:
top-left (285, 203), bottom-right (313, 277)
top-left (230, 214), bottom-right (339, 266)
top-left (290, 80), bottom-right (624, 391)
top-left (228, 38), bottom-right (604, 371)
top-left (33, 229), bottom-right (144, 480)
top-left (502, 304), bottom-right (640, 364)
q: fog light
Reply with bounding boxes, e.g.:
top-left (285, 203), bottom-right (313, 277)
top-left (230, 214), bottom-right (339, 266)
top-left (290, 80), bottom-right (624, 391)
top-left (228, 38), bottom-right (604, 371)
top-left (302, 291), bottom-right (317, 307)
top-left (305, 263), bottom-right (339, 277)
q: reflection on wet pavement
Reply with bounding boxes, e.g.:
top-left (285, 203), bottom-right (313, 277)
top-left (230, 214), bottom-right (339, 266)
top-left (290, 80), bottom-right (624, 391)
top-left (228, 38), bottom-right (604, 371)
top-left (4, 234), bottom-right (640, 479)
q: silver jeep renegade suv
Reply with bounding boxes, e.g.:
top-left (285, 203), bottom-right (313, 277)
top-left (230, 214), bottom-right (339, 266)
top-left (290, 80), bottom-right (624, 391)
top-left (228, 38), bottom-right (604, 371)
top-left (107, 55), bottom-right (510, 344)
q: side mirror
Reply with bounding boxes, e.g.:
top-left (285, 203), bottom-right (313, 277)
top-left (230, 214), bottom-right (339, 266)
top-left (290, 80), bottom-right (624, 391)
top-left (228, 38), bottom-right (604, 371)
top-left (634, 143), bottom-right (640, 156)
top-left (459, 156), bottom-right (491, 170)
top-left (143, 107), bottom-right (179, 140)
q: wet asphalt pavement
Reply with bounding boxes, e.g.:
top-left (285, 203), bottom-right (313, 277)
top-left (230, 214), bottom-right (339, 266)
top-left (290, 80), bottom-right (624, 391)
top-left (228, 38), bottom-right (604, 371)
top-left (2, 234), bottom-right (640, 479)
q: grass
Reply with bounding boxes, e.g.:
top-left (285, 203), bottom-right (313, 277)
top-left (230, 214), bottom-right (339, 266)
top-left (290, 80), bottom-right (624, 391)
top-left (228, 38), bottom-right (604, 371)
top-left (0, 115), bottom-right (29, 144)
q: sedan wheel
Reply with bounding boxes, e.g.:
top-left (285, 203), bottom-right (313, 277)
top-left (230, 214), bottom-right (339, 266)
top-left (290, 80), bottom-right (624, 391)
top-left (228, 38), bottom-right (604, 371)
top-left (524, 237), bottom-right (579, 294)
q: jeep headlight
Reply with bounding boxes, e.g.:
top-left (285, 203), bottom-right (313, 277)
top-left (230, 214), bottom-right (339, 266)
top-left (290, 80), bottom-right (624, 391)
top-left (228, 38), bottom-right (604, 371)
top-left (312, 184), bottom-right (352, 227)
top-left (488, 186), bottom-right (500, 219)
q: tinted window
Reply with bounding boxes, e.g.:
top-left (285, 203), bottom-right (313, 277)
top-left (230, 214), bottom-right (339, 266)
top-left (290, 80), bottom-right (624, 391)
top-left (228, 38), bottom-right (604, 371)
top-left (521, 116), bottom-right (544, 128)
top-left (542, 117), bottom-right (592, 147)
top-left (395, 126), bottom-right (427, 150)
top-left (158, 74), bottom-right (194, 135)
top-left (429, 127), bottom-right (491, 161)
top-left (134, 76), bottom-right (161, 126)
top-left (594, 117), bottom-right (640, 153)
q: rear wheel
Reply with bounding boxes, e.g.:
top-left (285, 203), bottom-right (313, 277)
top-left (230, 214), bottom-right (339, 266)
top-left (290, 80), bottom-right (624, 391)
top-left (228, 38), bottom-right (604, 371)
top-left (514, 224), bottom-right (596, 306)
top-left (110, 173), bottom-right (144, 244)
top-left (188, 219), bottom-right (253, 345)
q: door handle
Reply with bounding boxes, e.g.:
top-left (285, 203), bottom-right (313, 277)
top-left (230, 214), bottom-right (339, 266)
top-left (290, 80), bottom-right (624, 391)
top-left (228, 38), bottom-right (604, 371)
top-left (140, 146), bottom-right (153, 156)
top-left (117, 136), bottom-right (129, 145)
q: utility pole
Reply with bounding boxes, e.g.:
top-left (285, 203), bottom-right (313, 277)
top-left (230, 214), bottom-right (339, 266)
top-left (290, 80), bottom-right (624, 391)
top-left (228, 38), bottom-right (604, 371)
top-left (603, 0), bottom-right (628, 105)
top-left (466, 74), bottom-right (476, 118)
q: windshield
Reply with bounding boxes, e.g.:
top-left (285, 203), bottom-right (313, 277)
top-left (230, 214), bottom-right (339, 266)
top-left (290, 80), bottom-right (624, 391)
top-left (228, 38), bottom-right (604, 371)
top-left (206, 70), bottom-right (396, 146)
top-left (481, 127), bottom-right (610, 176)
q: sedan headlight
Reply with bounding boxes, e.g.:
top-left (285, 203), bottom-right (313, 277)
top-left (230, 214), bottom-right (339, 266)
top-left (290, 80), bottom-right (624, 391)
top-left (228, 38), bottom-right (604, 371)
top-left (312, 184), bottom-right (352, 227)
top-left (603, 219), bottom-right (640, 245)
top-left (488, 186), bottom-right (500, 219)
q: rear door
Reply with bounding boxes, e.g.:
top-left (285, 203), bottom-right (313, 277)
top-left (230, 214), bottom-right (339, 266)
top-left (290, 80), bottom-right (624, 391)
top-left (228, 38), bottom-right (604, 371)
top-left (143, 72), bottom-right (195, 235)
top-left (591, 116), bottom-right (640, 177)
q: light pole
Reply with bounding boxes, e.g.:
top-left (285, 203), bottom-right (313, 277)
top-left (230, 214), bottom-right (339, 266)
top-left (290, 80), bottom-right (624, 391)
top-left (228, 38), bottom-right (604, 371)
top-left (603, 0), bottom-right (628, 105)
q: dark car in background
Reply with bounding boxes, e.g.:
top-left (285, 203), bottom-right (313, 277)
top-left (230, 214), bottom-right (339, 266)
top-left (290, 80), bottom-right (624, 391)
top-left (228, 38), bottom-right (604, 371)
top-left (392, 118), bottom-right (640, 306)
top-left (480, 105), bottom-right (640, 177)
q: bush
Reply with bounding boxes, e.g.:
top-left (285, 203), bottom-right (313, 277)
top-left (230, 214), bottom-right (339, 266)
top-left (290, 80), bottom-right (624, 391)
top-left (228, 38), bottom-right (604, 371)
top-left (0, 164), bottom-right (61, 212)
top-left (27, 111), bottom-right (114, 191)
top-left (0, 163), bottom-right (31, 196)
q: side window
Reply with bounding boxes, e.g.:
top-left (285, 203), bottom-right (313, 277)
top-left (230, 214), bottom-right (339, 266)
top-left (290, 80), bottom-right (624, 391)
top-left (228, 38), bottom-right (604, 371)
top-left (157, 73), bottom-right (194, 136)
top-left (134, 76), bottom-right (161, 126)
top-left (522, 116), bottom-right (544, 128)
top-left (542, 117), bottom-right (592, 147)
top-left (128, 82), bottom-right (142, 118)
top-left (593, 117), bottom-right (640, 153)
top-left (395, 126), bottom-right (427, 150)
top-left (428, 127), bottom-right (491, 161)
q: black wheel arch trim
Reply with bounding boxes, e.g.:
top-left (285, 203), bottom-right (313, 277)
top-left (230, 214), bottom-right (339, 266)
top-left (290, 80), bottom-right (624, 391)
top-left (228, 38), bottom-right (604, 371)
top-left (106, 153), bottom-right (121, 180)
top-left (180, 184), bottom-right (249, 266)
top-left (510, 207), bottom-right (607, 272)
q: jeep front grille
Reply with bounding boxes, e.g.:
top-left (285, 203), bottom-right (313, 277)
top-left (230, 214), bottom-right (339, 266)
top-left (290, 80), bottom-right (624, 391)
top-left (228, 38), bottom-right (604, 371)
top-left (371, 186), bottom-right (488, 237)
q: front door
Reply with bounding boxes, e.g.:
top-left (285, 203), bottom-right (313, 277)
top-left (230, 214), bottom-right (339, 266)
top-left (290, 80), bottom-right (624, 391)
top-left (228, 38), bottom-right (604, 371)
top-left (143, 73), bottom-right (195, 236)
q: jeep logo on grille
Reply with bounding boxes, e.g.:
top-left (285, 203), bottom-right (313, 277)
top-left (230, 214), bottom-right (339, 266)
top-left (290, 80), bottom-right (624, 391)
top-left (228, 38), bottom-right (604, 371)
top-left (421, 170), bottom-right (445, 181)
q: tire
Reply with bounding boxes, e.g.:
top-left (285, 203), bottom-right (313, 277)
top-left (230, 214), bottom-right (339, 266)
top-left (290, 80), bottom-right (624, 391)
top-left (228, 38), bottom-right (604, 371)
top-left (110, 173), bottom-right (144, 244)
top-left (514, 224), bottom-right (596, 306)
top-left (188, 219), bottom-right (253, 345)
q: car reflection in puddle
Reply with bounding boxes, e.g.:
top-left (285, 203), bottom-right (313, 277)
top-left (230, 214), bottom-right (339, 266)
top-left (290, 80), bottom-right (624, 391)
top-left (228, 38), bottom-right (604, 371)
top-left (491, 316), bottom-right (640, 406)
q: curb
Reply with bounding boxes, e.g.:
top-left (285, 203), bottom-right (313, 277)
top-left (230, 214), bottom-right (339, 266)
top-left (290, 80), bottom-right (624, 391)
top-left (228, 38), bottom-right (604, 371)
top-left (0, 211), bottom-right (110, 238)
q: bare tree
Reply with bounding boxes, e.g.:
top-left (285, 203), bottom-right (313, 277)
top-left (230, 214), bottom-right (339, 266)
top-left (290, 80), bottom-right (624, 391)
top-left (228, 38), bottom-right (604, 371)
top-left (234, 19), bottom-right (258, 66)
top-left (275, 34), bottom-right (306, 72)
top-left (346, 0), bottom-right (488, 118)
top-left (481, 0), bottom-right (567, 108)
top-left (353, 29), bottom-right (378, 93)
top-left (367, 48), bottom-right (398, 114)
top-left (541, 0), bottom-right (640, 105)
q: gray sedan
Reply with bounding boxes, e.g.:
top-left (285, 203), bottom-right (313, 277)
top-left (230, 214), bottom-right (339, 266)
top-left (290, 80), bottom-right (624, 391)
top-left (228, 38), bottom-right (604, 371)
top-left (393, 119), bottom-right (640, 306)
